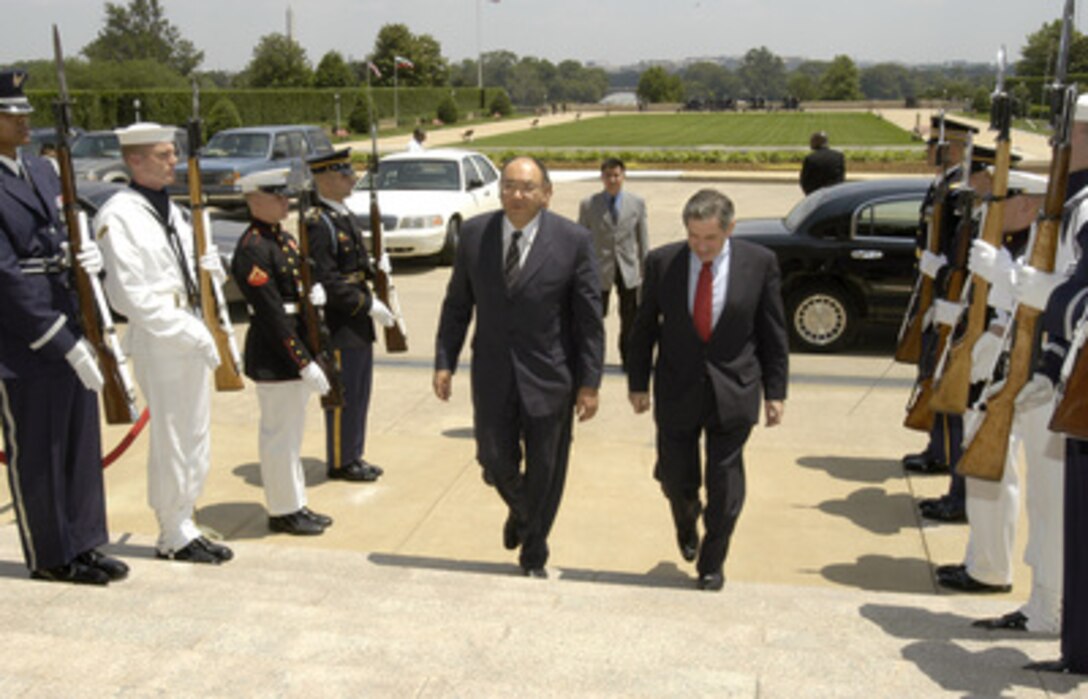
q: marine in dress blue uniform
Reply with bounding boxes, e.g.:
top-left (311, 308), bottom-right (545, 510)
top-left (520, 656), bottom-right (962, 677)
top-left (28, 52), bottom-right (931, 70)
top-left (0, 69), bottom-right (125, 585)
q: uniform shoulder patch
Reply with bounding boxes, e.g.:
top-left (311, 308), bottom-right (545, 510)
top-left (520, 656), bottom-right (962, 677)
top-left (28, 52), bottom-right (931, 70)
top-left (247, 264), bottom-right (270, 287)
top-left (305, 208), bottom-right (323, 223)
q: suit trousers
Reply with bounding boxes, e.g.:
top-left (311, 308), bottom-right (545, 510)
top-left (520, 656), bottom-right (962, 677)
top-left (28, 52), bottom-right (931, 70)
top-left (256, 380), bottom-right (310, 516)
top-left (656, 384), bottom-right (752, 578)
top-left (325, 344), bottom-right (373, 470)
top-left (475, 386), bottom-right (573, 570)
top-left (927, 412), bottom-right (965, 504)
top-left (601, 270), bottom-right (639, 371)
top-left (0, 374), bottom-right (107, 571)
top-left (1062, 437), bottom-right (1088, 673)
top-left (133, 347), bottom-right (211, 553)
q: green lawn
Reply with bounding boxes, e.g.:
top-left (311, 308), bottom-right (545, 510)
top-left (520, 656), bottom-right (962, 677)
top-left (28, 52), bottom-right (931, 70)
top-left (470, 112), bottom-right (915, 148)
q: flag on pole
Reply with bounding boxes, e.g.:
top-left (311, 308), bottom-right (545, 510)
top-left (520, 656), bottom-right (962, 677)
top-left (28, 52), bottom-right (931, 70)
top-left (367, 61), bottom-right (382, 78)
top-left (394, 55), bottom-right (415, 69)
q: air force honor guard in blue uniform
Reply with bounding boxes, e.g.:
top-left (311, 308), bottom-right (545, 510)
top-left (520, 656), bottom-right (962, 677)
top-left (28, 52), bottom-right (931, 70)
top-left (305, 148), bottom-right (396, 483)
top-left (0, 69), bottom-right (127, 585)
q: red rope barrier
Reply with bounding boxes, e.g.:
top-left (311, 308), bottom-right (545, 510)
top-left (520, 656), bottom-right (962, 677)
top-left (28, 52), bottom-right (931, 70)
top-left (1, 407), bottom-right (149, 469)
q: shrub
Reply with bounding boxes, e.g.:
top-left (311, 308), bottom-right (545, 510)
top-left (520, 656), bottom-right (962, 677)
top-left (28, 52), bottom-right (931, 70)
top-left (489, 90), bottom-right (514, 117)
top-left (348, 94), bottom-right (378, 134)
top-left (435, 94), bottom-right (459, 124)
top-left (205, 98), bottom-right (243, 137)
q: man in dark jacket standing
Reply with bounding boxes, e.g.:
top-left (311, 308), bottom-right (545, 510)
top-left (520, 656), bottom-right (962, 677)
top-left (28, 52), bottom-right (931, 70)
top-left (800, 131), bottom-right (845, 195)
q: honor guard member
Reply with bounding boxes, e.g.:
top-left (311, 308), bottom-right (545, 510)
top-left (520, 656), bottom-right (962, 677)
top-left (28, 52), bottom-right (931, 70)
top-left (95, 122), bottom-right (233, 565)
top-left (231, 168), bottom-right (335, 536)
top-left (305, 148), bottom-right (396, 483)
top-left (0, 68), bottom-right (127, 585)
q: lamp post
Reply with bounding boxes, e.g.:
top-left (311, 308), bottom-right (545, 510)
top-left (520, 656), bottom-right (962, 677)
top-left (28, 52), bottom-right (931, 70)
top-left (334, 92), bottom-right (342, 135)
top-left (133, 97), bottom-right (141, 122)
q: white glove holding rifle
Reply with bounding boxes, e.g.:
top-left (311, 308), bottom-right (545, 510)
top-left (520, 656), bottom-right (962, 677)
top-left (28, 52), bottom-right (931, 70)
top-left (309, 282), bottom-right (327, 308)
top-left (199, 245), bottom-right (227, 288)
top-left (301, 361), bottom-right (331, 396)
top-left (65, 338), bottom-right (104, 392)
top-left (918, 250), bottom-right (947, 279)
top-left (369, 297), bottom-right (396, 328)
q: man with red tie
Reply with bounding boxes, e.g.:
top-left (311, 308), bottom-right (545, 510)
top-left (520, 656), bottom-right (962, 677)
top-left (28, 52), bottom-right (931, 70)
top-left (627, 188), bottom-right (789, 591)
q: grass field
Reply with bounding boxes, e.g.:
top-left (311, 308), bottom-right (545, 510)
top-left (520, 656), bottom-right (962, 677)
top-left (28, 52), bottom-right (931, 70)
top-left (470, 112), bottom-right (915, 149)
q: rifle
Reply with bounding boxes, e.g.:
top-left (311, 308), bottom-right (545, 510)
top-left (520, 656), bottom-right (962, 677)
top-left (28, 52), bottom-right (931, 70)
top-left (52, 25), bottom-right (138, 425)
top-left (367, 122), bottom-right (408, 352)
top-left (187, 80), bottom-right (244, 391)
top-left (903, 160), bottom-right (975, 431)
top-left (1050, 305), bottom-right (1088, 437)
top-left (895, 112), bottom-right (950, 364)
top-left (957, 0), bottom-right (1076, 480)
top-left (291, 165), bottom-right (345, 409)
top-left (930, 47), bottom-right (1014, 414)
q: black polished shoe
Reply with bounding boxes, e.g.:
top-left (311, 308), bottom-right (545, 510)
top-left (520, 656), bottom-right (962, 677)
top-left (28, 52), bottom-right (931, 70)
top-left (697, 572), bottom-right (724, 591)
top-left (76, 549), bottom-right (129, 581)
top-left (522, 567), bottom-right (547, 579)
top-left (360, 459), bottom-right (384, 476)
top-left (269, 510), bottom-right (325, 536)
top-left (31, 561), bottom-right (110, 586)
top-left (920, 497), bottom-right (967, 523)
top-left (327, 460), bottom-right (381, 482)
top-left (157, 536), bottom-right (233, 564)
top-left (300, 507), bottom-right (333, 528)
top-left (938, 567), bottom-right (1011, 593)
top-left (677, 529), bottom-right (699, 563)
top-left (903, 452), bottom-right (949, 474)
top-left (503, 512), bottom-right (521, 550)
top-left (973, 610), bottom-right (1028, 631)
top-left (935, 562), bottom-right (966, 578)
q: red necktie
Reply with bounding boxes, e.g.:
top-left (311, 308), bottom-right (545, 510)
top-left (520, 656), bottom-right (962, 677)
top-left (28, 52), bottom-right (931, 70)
top-left (694, 261), bottom-right (713, 342)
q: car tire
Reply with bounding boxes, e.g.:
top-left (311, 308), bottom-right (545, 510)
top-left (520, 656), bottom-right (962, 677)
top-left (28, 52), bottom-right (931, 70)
top-left (786, 282), bottom-right (859, 353)
top-left (437, 217), bottom-right (460, 266)
top-left (103, 171), bottom-right (130, 184)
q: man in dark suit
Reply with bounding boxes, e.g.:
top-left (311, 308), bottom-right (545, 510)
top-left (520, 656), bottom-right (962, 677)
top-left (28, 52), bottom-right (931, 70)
top-left (578, 157), bottom-right (649, 372)
top-left (628, 188), bottom-right (789, 592)
top-left (434, 156), bottom-right (604, 577)
top-left (800, 131), bottom-right (845, 195)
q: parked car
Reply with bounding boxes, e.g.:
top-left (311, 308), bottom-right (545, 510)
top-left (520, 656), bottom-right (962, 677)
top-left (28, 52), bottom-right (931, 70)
top-left (71, 128), bottom-right (189, 184)
top-left (172, 125), bottom-right (333, 206)
top-left (343, 148), bottom-right (502, 265)
top-left (732, 178), bottom-right (931, 352)
top-left (18, 126), bottom-right (84, 158)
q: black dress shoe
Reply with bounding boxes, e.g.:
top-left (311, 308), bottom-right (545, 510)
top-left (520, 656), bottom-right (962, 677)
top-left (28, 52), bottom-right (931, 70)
top-left (935, 563), bottom-right (966, 578)
top-left (269, 510), bottom-right (325, 536)
top-left (903, 453), bottom-right (949, 474)
top-left (697, 572), bottom-right (724, 591)
top-left (361, 459), bottom-right (384, 476)
top-left (677, 530), bottom-right (699, 562)
top-left (920, 497), bottom-right (967, 523)
top-left (327, 460), bottom-right (381, 482)
top-left (300, 507), bottom-right (333, 528)
top-left (503, 512), bottom-right (521, 550)
top-left (157, 536), bottom-right (234, 564)
top-left (522, 567), bottom-right (547, 579)
top-left (938, 567), bottom-right (1011, 593)
top-left (76, 549), bottom-right (129, 581)
top-left (972, 610), bottom-right (1028, 631)
top-left (31, 561), bottom-right (110, 586)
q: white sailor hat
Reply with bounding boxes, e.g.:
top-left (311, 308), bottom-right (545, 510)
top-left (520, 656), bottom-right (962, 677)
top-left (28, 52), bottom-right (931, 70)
top-left (1005, 169), bottom-right (1048, 196)
top-left (115, 122), bottom-right (176, 146)
top-left (1076, 94), bottom-right (1088, 122)
top-left (239, 167), bottom-right (294, 195)
top-left (0, 69), bottom-right (33, 115)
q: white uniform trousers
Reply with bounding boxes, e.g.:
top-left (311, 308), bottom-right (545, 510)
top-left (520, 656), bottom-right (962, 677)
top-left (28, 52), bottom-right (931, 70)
top-left (133, 347), bottom-right (211, 553)
top-left (963, 442), bottom-right (1019, 587)
top-left (256, 380), bottom-right (310, 516)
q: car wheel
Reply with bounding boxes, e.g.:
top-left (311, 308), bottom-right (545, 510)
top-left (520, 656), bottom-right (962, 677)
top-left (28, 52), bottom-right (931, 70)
top-left (437, 217), bottom-right (460, 266)
top-left (786, 283), bottom-right (858, 352)
top-left (103, 170), bottom-right (130, 184)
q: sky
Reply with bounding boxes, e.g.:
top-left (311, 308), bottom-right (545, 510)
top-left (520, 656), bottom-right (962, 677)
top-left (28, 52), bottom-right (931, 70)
top-left (0, 0), bottom-right (1079, 73)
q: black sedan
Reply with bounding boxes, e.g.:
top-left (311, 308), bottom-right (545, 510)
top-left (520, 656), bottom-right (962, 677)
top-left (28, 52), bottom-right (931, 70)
top-left (732, 178), bottom-right (931, 352)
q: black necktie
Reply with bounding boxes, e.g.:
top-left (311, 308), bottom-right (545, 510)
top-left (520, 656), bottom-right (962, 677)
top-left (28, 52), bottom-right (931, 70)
top-left (609, 195), bottom-right (618, 224)
top-left (504, 230), bottom-right (523, 288)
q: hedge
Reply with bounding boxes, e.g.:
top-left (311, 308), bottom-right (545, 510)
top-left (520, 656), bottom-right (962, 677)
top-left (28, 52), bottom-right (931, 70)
top-left (26, 87), bottom-right (507, 134)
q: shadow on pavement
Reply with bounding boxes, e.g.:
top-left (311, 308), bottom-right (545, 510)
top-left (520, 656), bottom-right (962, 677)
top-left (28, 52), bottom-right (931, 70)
top-left (816, 487), bottom-right (919, 535)
top-left (818, 554), bottom-right (935, 594)
top-left (231, 458), bottom-right (329, 488)
top-left (797, 455), bottom-right (903, 484)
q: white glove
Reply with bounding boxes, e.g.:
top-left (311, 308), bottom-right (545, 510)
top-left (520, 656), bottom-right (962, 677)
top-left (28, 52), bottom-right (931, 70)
top-left (1013, 263), bottom-right (1062, 311)
top-left (1015, 373), bottom-right (1055, 412)
top-left (970, 330), bottom-right (1002, 383)
top-left (968, 240), bottom-right (1005, 283)
top-left (194, 329), bottom-right (221, 370)
top-left (199, 246), bottom-right (227, 288)
top-left (301, 361), bottom-right (331, 396)
top-left (933, 299), bottom-right (963, 328)
top-left (65, 338), bottom-right (104, 392)
top-left (369, 298), bottom-right (396, 328)
top-left (377, 252), bottom-right (392, 275)
top-left (309, 282), bottom-right (327, 307)
top-left (988, 265), bottom-right (1017, 312)
top-left (75, 240), bottom-right (104, 276)
top-left (918, 250), bottom-right (947, 279)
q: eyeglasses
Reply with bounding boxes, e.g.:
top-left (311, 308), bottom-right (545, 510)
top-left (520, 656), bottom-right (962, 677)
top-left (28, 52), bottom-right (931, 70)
top-left (501, 180), bottom-right (541, 195)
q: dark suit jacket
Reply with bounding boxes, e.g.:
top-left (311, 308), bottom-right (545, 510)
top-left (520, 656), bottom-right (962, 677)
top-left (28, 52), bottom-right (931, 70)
top-left (800, 147), bottom-right (845, 195)
top-left (435, 209), bottom-right (604, 421)
top-left (627, 239), bottom-right (789, 431)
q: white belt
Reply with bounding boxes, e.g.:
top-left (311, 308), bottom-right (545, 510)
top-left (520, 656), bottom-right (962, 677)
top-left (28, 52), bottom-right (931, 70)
top-left (247, 302), bottom-right (300, 316)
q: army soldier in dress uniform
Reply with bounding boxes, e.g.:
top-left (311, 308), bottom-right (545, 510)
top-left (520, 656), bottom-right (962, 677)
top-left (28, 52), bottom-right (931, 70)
top-left (95, 122), bottom-right (233, 565)
top-left (0, 68), bottom-right (127, 585)
top-left (231, 168), bottom-right (334, 536)
top-left (305, 148), bottom-right (396, 483)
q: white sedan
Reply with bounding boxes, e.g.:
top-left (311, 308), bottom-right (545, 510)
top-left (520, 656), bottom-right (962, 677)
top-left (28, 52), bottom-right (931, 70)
top-left (344, 148), bottom-right (502, 265)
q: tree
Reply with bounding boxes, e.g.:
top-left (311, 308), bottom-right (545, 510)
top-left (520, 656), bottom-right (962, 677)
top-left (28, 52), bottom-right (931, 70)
top-left (313, 50), bottom-right (356, 88)
top-left (786, 60), bottom-right (827, 101)
top-left (82, 0), bottom-right (203, 75)
top-left (737, 46), bottom-right (786, 99)
top-left (205, 98), bottom-right (242, 137)
top-left (860, 63), bottom-right (916, 100)
top-left (681, 61), bottom-right (740, 101)
top-left (242, 33), bottom-right (312, 88)
top-left (370, 23), bottom-right (449, 87)
top-left (819, 55), bottom-right (862, 100)
top-left (637, 65), bottom-right (684, 103)
top-left (1016, 20), bottom-right (1088, 78)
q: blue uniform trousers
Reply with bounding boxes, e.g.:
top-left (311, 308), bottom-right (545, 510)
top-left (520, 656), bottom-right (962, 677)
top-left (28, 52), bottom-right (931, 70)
top-left (1063, 437), bottom-right (1088, 673)
top-left (324, 344), bottom-right (373, 470)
